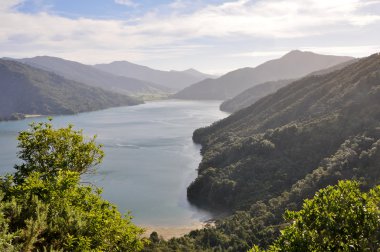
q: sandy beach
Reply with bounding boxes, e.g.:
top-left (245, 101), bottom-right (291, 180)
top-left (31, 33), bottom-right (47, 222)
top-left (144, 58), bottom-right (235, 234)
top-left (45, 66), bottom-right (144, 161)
top-left (24, 114), bottom-right (43, 118)
top-left (143, 221), bottom-right (214, 240)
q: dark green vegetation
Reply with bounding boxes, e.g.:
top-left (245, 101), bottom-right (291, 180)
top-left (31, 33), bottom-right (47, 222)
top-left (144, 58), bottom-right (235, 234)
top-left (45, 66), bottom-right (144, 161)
top-left (220, 79), bottom-right (294, 113)
top-left (173, 50), bottom-right (353, 100)
top-left (15, 56), bottom-right (170, 95)
top-left (94, 61), bottom-right (214, 91)
top-left (0, 121), bottom-right (146, 251)
top-left (265, 181), bottom-right (380, 251)
top-left (0, 59), bottom-right (141, 121)
top-left (145, 53), bottom-right (380, 251)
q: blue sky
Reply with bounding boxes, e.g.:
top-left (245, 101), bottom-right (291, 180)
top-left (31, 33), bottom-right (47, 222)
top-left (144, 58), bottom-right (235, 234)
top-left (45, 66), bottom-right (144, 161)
top-left (1, 0), bottom-right (380, 74)
top-left (17, 0), bottom-right (232, 18)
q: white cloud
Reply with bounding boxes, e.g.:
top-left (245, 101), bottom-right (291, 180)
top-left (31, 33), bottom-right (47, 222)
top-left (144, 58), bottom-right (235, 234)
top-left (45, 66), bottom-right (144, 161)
top-left (0, 0), bottom-right (379, 70)
top-left (114, 0), bottom-right (137, 7)
top-left (0, 0), bottom-right (23, 11)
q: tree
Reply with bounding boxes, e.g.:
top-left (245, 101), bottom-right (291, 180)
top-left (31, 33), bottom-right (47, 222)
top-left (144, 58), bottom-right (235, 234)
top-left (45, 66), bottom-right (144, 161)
top-left (14, 119), bottom-right (104, 180)
top-left (267, 180), bottom-right (380, 251)
top-left (0, 121), bottom-right (146, 251)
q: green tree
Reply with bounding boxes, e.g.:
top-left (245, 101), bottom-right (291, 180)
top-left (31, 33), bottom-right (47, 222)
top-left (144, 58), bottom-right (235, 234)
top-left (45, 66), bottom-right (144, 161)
top-left (268, 180), bottom-right (380, 251)
top-left (14, 120), bottom-right (104, 181)
top-left (0, 121), bottom-right (146, 251)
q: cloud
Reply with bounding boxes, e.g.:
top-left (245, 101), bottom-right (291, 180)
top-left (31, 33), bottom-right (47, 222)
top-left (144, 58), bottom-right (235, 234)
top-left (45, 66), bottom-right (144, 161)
top-left (114, 0), bottom-right (137, 7)
top-left (0, 0), bottom-right (379, 69)
top-left (132, 0), bottom-right (380, 39)
top-left (0, 0), bottom-right (23, 11)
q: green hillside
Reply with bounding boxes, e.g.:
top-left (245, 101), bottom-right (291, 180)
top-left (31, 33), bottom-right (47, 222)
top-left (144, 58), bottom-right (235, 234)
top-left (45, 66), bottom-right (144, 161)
top-left (0, 59), bottom-right (142, 120)
top-left (145, 53), bottom-right (380, 251)
top-left (190, 52), bottom-right (380, 210)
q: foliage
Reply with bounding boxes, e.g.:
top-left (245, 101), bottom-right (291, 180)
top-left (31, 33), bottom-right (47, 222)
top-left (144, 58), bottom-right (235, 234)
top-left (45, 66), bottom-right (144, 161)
top-left (268, 180), bottom-right (380, 251)
top-left (0, 121), bottom-right (146, 251)
top-left (14, 120), bottom-right (104, 180)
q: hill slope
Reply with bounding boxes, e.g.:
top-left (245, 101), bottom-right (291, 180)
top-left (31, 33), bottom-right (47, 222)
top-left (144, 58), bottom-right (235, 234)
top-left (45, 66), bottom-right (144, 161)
top-left (220, 79), bottom-right (294, 113)
top-left (14, 56), bottom-right (169, 96)
top-left (173, 50), bottom-right (353, 100)
top-left (0, 60), bottom-right (141, 120)
top-left (94, 61), bottom-right (214, 90)
top-left (189, 53), bottom-right (380, 210)
top-left (220, 58), bottom-right (358, 113)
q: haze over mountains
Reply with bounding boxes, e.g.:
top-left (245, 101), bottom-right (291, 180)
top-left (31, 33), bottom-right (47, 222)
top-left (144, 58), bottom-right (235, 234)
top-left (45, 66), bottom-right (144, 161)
top-left (173, 50), bottom-right (354, 100)
top-left (0, 50), bottom-right (357, 122)
top-left (220, 79), bottom-right (294, 113)
top-left (0, 59), bottom-right (141, 121)
top-left (14, 56), bottom-right (170, 96)
top-left (220, 58), bottom-right (358, 113)
top-left (94, 61), bottom-right (215, 90)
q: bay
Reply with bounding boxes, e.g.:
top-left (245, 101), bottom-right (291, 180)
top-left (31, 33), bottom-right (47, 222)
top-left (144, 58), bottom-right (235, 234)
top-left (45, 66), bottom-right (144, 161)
top-left (0, 100), bottom-right (227, 227)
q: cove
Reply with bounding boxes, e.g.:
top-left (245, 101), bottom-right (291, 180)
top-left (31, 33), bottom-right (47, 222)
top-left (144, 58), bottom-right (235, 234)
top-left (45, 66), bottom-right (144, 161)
top-left (0, 100), bottom-right (227, 227)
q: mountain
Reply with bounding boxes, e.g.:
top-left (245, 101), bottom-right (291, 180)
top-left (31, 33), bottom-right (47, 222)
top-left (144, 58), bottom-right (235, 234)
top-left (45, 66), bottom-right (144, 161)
top-left (220, 58), bottom-right (358, 113)
top-left (0, 59), bottom-right (141, 121)
top-left (220, 79), bottom-right (294, 113)
top-left (172, 50), bottom-right (354, 100)
top-left (93, 61), bottom-right (214, 90)
top-left (145, 53), bottom-right (380, 251)
top-left (179, 68), bottom-right (215, 79)
top-left (13, 56), bottom-right (170, 96)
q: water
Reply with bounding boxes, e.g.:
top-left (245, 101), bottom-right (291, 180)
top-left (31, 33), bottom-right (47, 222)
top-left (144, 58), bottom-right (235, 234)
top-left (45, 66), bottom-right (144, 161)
top-left (0, 100), bottom-right (227, 227)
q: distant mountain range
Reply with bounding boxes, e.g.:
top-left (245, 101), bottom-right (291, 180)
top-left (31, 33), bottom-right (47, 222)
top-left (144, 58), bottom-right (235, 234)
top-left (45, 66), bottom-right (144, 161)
top-left (173, 50), bottom-right (354, 100)
top-left (0, 59), bottom-right (141, 121)
top-left (94, 61), bottom-right (215, 91)
top-left (220, 58), bottom-right (358, 113)
top-left (12, 56), bottom-right (170, 96)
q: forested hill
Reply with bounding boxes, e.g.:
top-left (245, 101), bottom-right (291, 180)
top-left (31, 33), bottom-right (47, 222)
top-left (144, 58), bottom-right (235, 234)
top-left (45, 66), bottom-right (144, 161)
top-left (142, 52), bottom-right (380, 251)
top-left (172, 50), bottom-right (353, 100)
top-left (189, 52), bottom-right (380, 211)
top-left (0, 59), bottom-right (141, 121)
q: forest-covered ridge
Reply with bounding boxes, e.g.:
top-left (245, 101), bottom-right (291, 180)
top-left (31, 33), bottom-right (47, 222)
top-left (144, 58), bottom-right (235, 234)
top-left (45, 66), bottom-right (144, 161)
top-left (0, 59), bottom-right (142, 121)
top-left (143, 52), bottom-right (380, 251)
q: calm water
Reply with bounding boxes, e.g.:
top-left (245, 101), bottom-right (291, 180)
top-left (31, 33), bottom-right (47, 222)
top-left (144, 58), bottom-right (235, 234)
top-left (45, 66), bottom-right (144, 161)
top-left (0, 100), bottom-right (227, 226)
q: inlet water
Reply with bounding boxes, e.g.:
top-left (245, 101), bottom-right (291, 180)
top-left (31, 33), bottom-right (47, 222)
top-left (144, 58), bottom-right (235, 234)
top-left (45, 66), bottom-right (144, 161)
top-left (0, 100), bottom-right (227, 227)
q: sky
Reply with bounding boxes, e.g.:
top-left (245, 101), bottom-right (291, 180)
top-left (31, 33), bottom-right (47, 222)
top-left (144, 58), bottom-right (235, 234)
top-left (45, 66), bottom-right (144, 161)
top-left (1, 0), bottom-right (380, 74)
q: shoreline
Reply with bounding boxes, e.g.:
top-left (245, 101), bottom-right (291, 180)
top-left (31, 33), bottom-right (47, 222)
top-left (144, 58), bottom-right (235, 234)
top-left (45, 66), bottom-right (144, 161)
top-left (24, 114), bottom-right (43, 118)
top-left (142, 220), bottom-right (215, 240)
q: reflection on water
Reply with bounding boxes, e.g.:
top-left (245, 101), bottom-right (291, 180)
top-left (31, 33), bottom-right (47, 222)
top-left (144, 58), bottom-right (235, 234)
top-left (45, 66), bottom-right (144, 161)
top-left (0, 100), bottom-right (227, 226)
